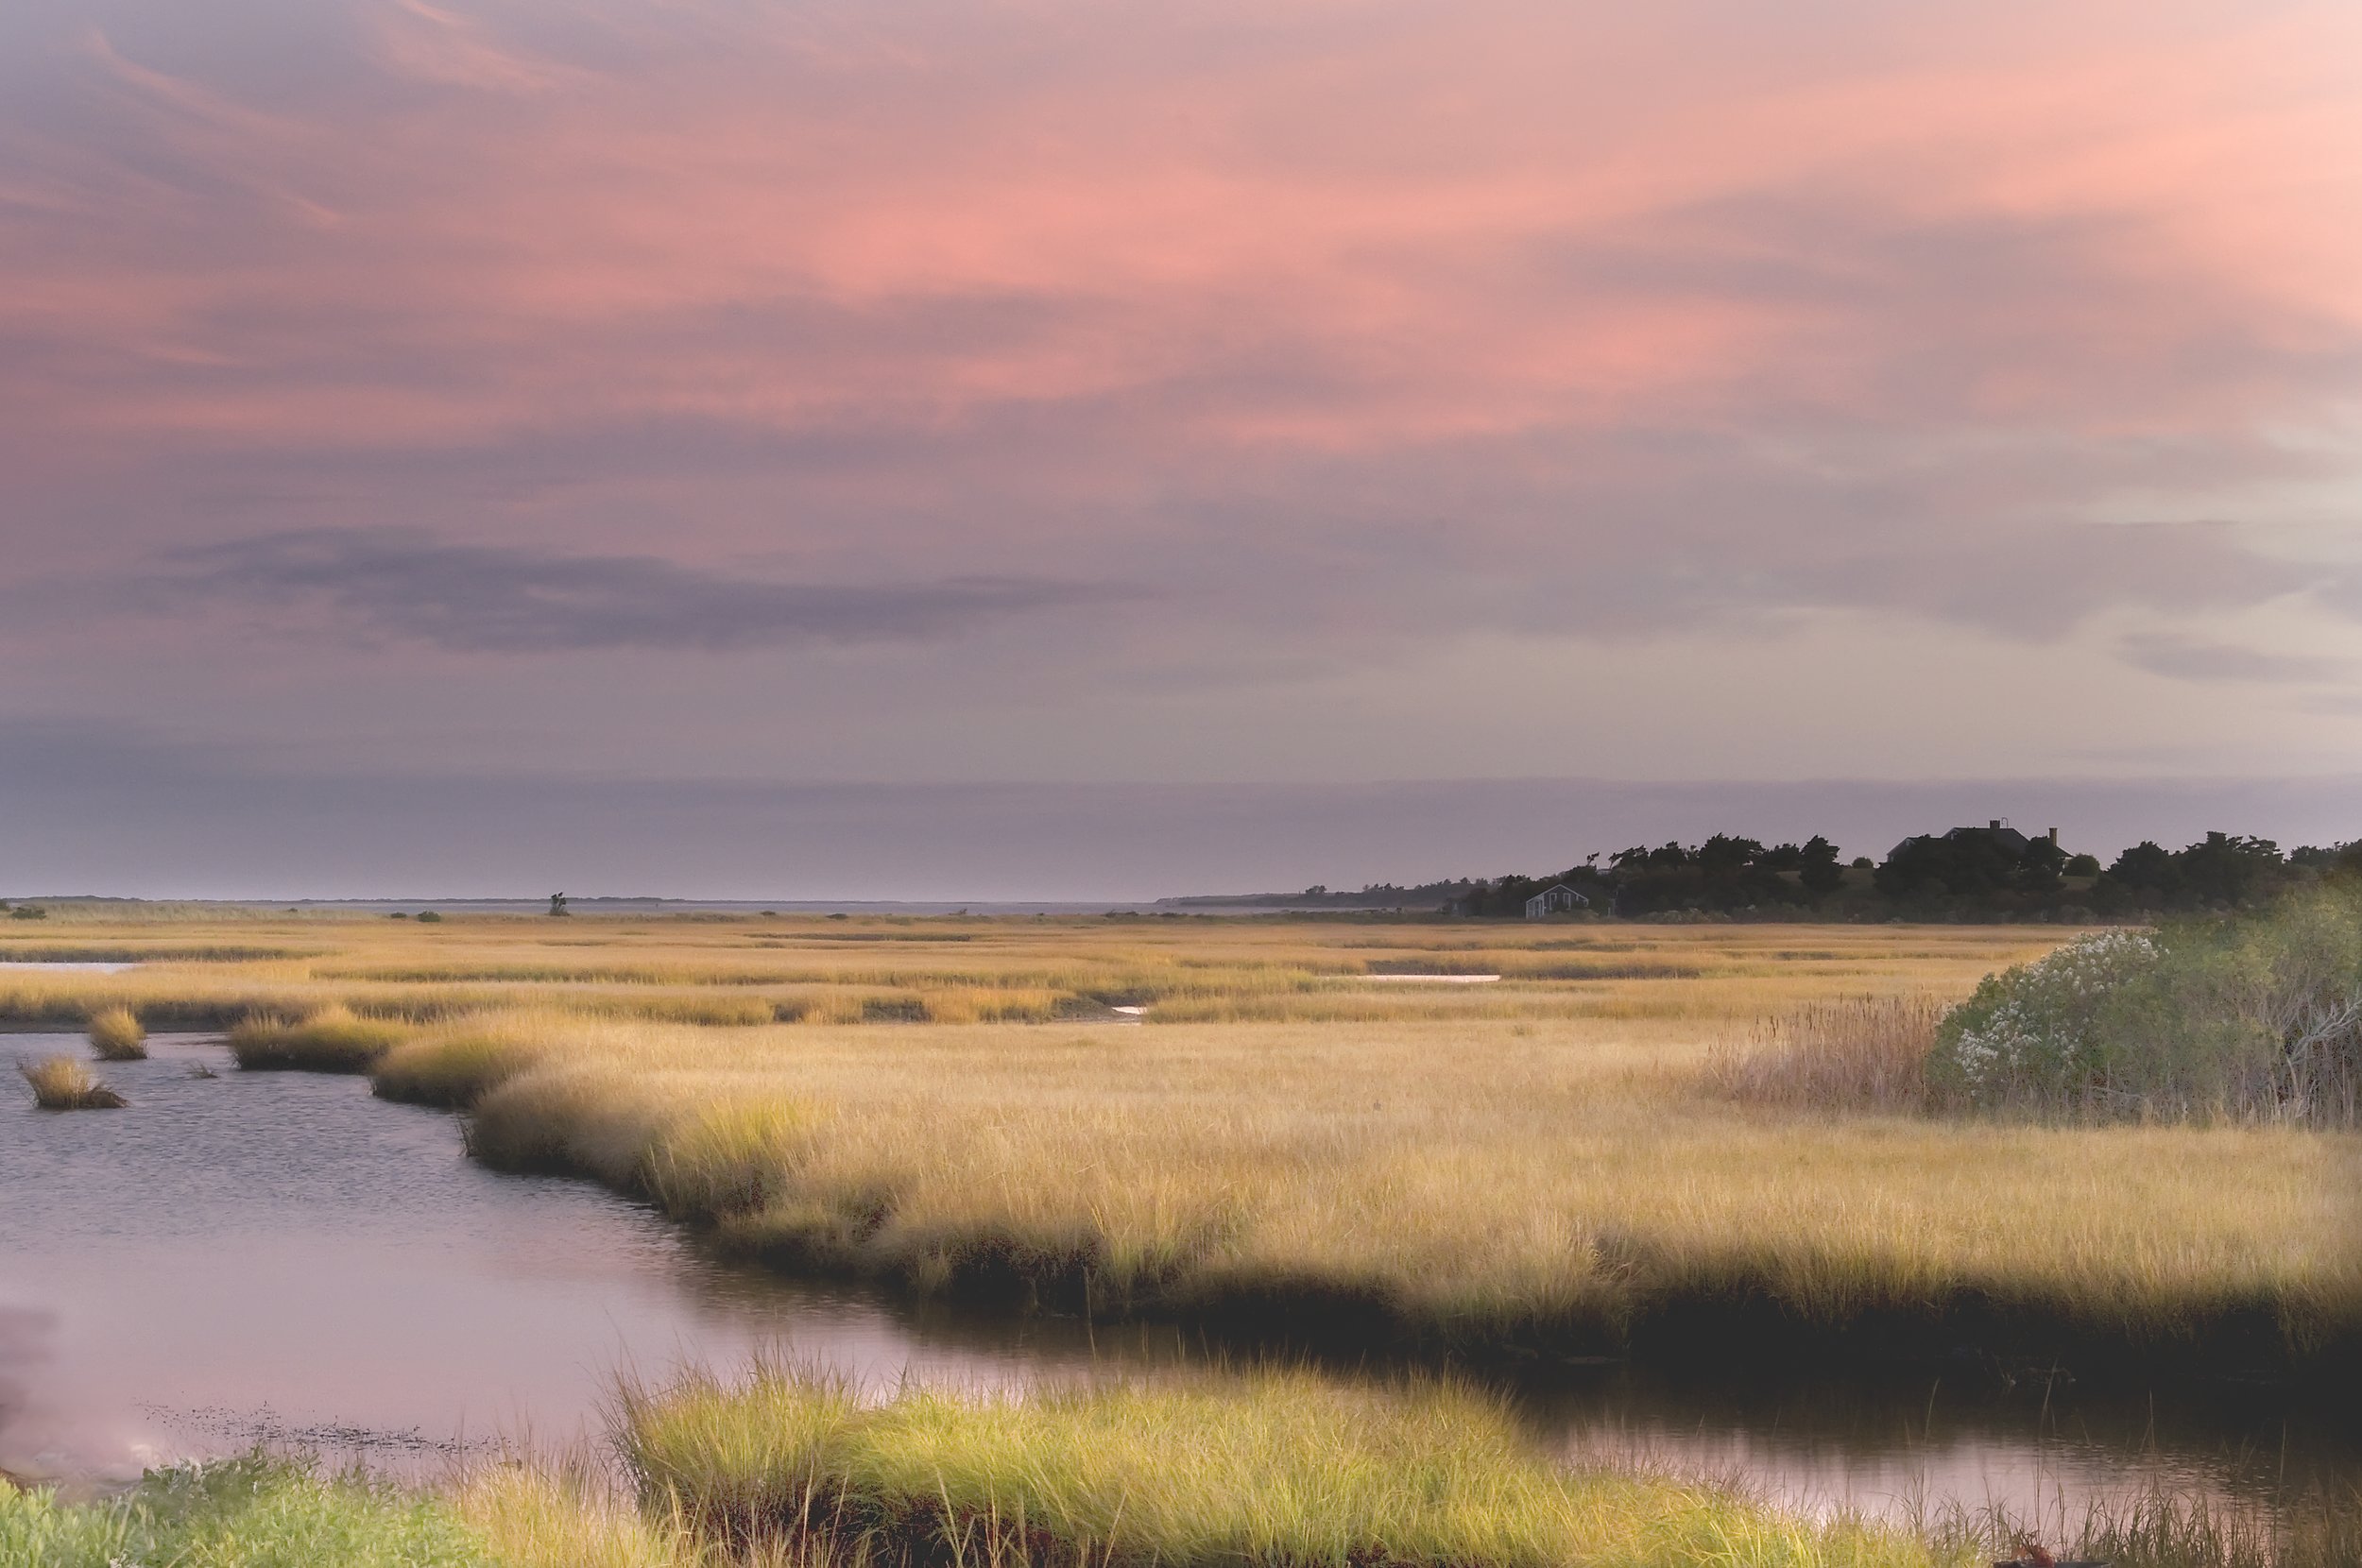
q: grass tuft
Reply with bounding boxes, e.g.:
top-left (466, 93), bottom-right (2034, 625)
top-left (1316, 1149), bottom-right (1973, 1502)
top-left (18, 1054), bottom-right (126, 1109)
top-left (87, 1004), bottom-right (147, 1061)
top-left (229, 1002), bottom-right (409, 1071)
top-left (373, 1011), bottom-right (563, 1105)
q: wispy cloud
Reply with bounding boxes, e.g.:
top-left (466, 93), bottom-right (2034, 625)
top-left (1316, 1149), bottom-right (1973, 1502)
top-left (151, 529), bottom-right (1125, 653)
top-left (2117, 632), bottom-right (2347, 684)
top-left (371, 0), bottom-right (587, 94)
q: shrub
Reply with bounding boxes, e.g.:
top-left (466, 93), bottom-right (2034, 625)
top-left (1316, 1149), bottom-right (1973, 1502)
top-left (19, 1055), bottom-right (126, 1109)
top-left (1930, 893), bottom-right (2362, 1124)
top-left (1928, 930), bottom-right (2161, 1112)
top-left (87, 1006), bottom-right (147, 1061)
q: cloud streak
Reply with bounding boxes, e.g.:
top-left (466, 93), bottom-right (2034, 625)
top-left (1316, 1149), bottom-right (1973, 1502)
top-left (152, 530), bottom-right (1121, 653)
top-left (2117, 632), bottom-right (2348, 685)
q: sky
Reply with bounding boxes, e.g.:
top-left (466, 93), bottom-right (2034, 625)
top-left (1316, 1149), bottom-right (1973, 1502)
top-left (3, 0), bottom-right (2360, 897)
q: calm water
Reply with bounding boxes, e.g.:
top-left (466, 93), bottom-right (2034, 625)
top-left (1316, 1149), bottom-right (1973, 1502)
top-left (2, 1033), bottom-right (2352, 1528)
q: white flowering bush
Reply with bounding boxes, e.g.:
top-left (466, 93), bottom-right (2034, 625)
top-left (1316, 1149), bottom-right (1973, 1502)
top-left (1930, 891), bottom-right (2362, 1123)
top-left (1929, 931), bottom-right (2161, 1107)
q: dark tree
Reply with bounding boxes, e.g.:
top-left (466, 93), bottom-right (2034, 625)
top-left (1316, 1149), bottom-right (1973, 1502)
top-left (1799, 836), bottom-right (1845, 899)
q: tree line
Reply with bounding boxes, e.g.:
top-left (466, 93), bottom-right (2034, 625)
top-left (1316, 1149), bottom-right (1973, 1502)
top-left (1444, 827), bottom-right (2360, 921)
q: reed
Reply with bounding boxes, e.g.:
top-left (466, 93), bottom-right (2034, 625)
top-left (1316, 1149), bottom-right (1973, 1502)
top-left (86, 1004), bottom-right (147, 1061)
top-left (18, 1054), bottom-right (126, 1109)
top-left (1918, 1483), bottom-right (2362, 1568)
top-left (1703, 995), bottom-right (1944, 1112)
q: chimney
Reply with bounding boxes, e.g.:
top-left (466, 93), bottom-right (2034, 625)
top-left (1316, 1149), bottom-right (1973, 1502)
top-left (2047, 827), bottom-right (2059, 845)
top-left (1989, 819), bottom-right (2002, 830)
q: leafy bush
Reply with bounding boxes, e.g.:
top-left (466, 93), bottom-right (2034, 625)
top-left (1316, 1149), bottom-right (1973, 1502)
top-left (1931, 892), bottom-right (2362, 1124)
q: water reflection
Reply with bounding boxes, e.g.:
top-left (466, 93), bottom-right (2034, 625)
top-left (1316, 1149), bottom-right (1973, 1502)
top-left (1532, 1364), bottom-right (2348, 1531)
top-left (0, 1035), bottom-right (1124, 1483)
top-left (1, 1031), bottom-right (2349, 1530)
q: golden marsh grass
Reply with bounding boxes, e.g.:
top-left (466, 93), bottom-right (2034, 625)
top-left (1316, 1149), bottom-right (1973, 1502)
top-left (17, 1054), bottom-right (127, 1110)
top-left (7, 912), bottom-right (2355, 1363)
top-left (228, 1001), bottom-right (410, 1071)
top-left (85, 1005), bottom-right (146, 1061)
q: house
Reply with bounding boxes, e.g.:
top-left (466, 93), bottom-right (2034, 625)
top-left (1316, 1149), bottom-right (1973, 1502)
top-left (1887, 819), bottom-right (2059, 861)
top-left (1524, 883), bottom-right (1589, 918)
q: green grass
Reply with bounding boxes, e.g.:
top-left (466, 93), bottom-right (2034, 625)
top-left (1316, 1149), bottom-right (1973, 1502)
top-left (619, 1363), bottom-right (1939, 1568)
top-left (1, 1397), bottom-right (2349, 1568)
top-left (0, 1456), bottom-right (492, 1567)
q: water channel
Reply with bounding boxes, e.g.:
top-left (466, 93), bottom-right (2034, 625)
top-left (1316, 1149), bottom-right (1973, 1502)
top-left (3, 1032), bottom-right (2352, 1534)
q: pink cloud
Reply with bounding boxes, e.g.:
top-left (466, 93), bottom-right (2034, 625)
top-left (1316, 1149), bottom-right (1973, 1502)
top-left (2, 0), bottom-right (2353, 477)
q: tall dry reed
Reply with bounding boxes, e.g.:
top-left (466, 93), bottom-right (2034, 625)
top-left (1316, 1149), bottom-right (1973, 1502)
top-left (1703, 996), bottom-right (1945, 1112)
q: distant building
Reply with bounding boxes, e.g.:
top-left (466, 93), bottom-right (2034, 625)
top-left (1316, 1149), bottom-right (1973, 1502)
top-left (1887, 819), bottom-right (2059, 861)
top-left (1524, 883), bottom-right (1589, 918)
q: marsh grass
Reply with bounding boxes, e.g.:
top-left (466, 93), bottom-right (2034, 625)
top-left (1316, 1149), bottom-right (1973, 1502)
top-left (391, 1009), bottom-right (2362, 1362)
top-left (229, 1002), bottom-right (410, 1071)
top-left (456, 1461), bottom-right (710, 1568)
top-left (18, 1054), bottom-right (126, 1109)
top-left (2, 1401), bottom-right (2345, 1568)
top-left (8, 914), bottom-right (2353, 1369)
top-left (1704, 996), bottom-right (1944, 1112)
top-left (0, 915), bottom-right (2070, 1035)
top-left (0, 1454), bottom-right (492, 1567)
top-left (86, 1004), bottom-right (146, 1061)
top-left (618, 1363), bottom-right (1937, 1568)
